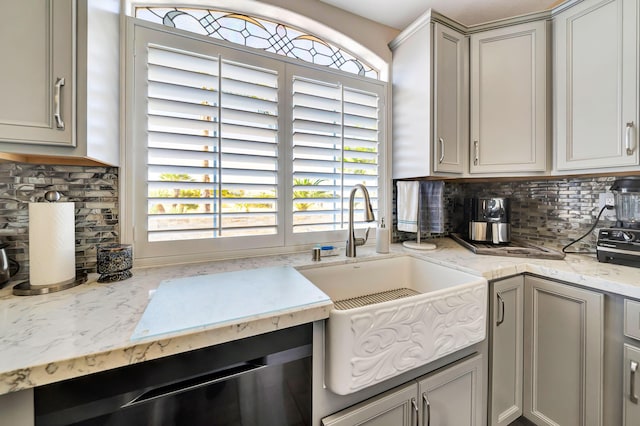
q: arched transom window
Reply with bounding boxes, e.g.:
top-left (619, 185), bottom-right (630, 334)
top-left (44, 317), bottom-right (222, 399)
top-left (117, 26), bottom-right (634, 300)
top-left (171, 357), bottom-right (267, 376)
top-left (135, 7), bottom-right (379, 79)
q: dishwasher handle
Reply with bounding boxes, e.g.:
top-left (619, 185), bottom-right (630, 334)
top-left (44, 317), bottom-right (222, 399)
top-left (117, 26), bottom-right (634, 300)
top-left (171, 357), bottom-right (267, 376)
top-left (122, 360), bottom-right (267, 408)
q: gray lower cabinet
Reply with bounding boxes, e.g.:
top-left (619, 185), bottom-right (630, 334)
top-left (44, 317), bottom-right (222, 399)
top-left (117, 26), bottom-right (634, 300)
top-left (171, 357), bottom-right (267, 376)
top-left (322, 354), bottom-right (483, 426)
top-left (624, 344), bottom-right (640, 425)
top-left (0, 389), bottom-right (34, 426)
top-left (418, 354), bottom-right (483, 426)
top-left (490, 276), bottom-right (524, 426)
top-left (523, 276), bottom-right (604, 426)
top-left (321, 382), bottom-right (417, 426)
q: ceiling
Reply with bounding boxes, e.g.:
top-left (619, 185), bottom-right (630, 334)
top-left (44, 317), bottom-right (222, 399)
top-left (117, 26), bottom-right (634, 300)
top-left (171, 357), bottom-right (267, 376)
top-left (318, 0), bottom-right (564, 30)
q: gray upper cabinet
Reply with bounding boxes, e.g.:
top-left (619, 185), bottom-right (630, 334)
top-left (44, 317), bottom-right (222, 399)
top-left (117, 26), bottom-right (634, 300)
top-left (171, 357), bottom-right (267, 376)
top-left (433, 23), bottom-right (467, 175)
top-left (391, 14), bottom-right (468, 178)
top-left (523, 276), bottom-right (604, 426)
top-left (0, 0), bottom-right (120, 166)
top-left (0, 0), bottom-right (74, 147)
top-left (554, 0), bottom-right (639, 171)
top-left (470, 20), bottom-right (548, 174)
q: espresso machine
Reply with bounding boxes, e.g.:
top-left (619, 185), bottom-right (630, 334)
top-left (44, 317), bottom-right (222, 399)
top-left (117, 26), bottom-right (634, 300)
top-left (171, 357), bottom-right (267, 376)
top-left (467, 197), bottom-right (511, 244)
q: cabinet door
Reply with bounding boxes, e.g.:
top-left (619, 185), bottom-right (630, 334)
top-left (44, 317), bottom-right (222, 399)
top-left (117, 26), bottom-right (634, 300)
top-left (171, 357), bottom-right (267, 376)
top-left (391, 19), bottom-right (467, 179)
top-left (470, 21), bottom-right (547, 173)
top-left (554, 0), bottom-right (638, 170)
top-left (433, 23), bottom-right (467, 174)
top-left (624, 344), bottom-right (640, 426)
top-left (0, 0), bottom-right (74, 147)
top-left (0, 389), bottom-right (33, 426)
top-left (490, 276), bottom-right (524, 426)
top-left (322, 383), bottom-right (417, 426)
top-left (418, 354), bottom-right (483, 426)
top-left (524, 276), bottom-right (603, 426)
top-left (391, 20), bottom-right (433, 179)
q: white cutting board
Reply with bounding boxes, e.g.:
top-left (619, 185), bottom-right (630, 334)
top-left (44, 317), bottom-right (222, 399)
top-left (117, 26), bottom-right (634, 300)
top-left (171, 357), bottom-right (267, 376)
top-left (131, 266), bottom-right (330, 341)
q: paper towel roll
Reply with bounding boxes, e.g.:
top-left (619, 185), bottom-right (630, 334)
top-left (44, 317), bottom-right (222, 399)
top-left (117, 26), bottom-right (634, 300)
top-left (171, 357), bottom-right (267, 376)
top-left (29, 202), bottom-right (76, 286)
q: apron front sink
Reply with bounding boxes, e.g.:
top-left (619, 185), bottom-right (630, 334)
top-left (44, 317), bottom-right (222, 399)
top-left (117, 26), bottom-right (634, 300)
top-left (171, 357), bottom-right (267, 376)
top-left (299, 255), bottom-right (487, 395)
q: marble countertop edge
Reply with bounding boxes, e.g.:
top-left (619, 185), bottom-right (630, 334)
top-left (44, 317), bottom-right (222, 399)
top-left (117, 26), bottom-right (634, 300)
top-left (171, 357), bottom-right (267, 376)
top-left (0, 301), bottom-right (331, 395)
top-left (2, 238), bottom-right (640, 396)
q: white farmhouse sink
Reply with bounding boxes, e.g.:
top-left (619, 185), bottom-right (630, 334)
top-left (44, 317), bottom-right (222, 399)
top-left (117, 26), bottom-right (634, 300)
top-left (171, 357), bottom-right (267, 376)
top-left (299, 255), bottom-right (487, 395)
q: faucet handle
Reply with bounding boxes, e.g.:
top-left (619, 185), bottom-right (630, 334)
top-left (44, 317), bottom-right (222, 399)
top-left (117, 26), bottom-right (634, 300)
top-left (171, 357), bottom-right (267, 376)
top-left (354, 228), bottom-right (371, 247)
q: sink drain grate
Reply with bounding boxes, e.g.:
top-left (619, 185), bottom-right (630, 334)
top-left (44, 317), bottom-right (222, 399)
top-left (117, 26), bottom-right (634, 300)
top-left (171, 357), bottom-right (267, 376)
top-left (334, 288), bottom-right (420, 310)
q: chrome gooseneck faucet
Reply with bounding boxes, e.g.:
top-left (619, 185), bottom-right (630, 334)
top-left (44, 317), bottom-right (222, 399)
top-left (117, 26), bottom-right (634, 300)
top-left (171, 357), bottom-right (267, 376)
top-left (346, 184), bottom-right (376, 257)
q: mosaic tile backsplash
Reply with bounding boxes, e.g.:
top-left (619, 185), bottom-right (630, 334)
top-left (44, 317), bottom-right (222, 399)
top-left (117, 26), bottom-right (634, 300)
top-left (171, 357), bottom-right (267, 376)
top-left (394, 176), bottom-right (619, 252)
top-left (0, 163), bottom-right (118, 286)
top-left (0, 161), bottom-right (623, 287)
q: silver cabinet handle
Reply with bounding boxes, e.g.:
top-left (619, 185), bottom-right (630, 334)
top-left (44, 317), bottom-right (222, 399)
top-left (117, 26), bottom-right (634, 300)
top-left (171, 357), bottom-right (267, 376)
top-left (496, 292), bottom-right (505, 326)
top-left (631, 360), bottom-right (639, 404)
top-left (438, 138), bottom-right (445, 163)
top-left (473, 141), bottom-right (479, 166)
top-left (626, 122), bottom-right (635, 155)
top-left (411, 397), bottom-right (418, 426)
top-left (54, 77), bottom-right (65, 129)
top-left (422, 392), bottom-right (431, 426)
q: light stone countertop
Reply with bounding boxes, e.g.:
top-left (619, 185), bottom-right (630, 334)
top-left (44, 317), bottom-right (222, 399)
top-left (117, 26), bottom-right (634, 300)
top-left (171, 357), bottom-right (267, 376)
top-left (1, 238), bottom-right (640, 396)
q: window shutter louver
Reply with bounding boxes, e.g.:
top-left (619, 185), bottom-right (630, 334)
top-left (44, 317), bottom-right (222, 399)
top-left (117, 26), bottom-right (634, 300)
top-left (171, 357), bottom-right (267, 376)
top-left (131, 25), bottom-right (385, 260)
top-left (292, 76), bottom-right (379, 233)
top-left (146, 44), bottom-right (279, 242)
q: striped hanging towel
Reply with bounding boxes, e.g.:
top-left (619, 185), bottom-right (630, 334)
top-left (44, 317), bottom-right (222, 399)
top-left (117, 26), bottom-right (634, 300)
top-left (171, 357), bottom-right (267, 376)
top-left (422, 181), bottom-right (444, 233)
top-left (397, 181), bottom-right (419, 233)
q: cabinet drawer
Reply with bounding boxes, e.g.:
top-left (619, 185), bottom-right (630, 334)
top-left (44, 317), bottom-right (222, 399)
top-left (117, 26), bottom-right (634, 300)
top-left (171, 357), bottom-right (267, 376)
top-left (625, 299), bottom-right (640, 340)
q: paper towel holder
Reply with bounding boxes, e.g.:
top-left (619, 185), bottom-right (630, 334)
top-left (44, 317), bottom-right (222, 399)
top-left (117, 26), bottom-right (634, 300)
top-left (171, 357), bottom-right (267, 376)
top-left (13, 273), bottom-right (88, 296)
top-left (401, 189), bottom-right (437, 251)
top-left (44, 190), bottom-right (62, 202)
top-left (12, 191), bottom-right (86, 296)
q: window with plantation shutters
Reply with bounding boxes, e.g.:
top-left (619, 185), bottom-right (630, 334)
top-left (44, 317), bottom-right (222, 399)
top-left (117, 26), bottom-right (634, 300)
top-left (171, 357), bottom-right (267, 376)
top-left (128, 23), bottom-right (386, 262)
top-left (292, 76), bottom-right (379, 233)
top-left (143, 40), bottom-right (280, 244)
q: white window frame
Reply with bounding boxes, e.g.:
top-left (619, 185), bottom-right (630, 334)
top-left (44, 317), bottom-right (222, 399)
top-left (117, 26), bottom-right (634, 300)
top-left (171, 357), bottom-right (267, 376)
top-left (286, 63), bottom-right (386, 247)
top-left (122, 17), bottom-right (388, 266)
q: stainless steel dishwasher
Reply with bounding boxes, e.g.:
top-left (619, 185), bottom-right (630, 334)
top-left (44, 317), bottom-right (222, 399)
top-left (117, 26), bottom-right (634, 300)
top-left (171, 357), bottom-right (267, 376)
top-left (34, 324), bottom-right (312, 426)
